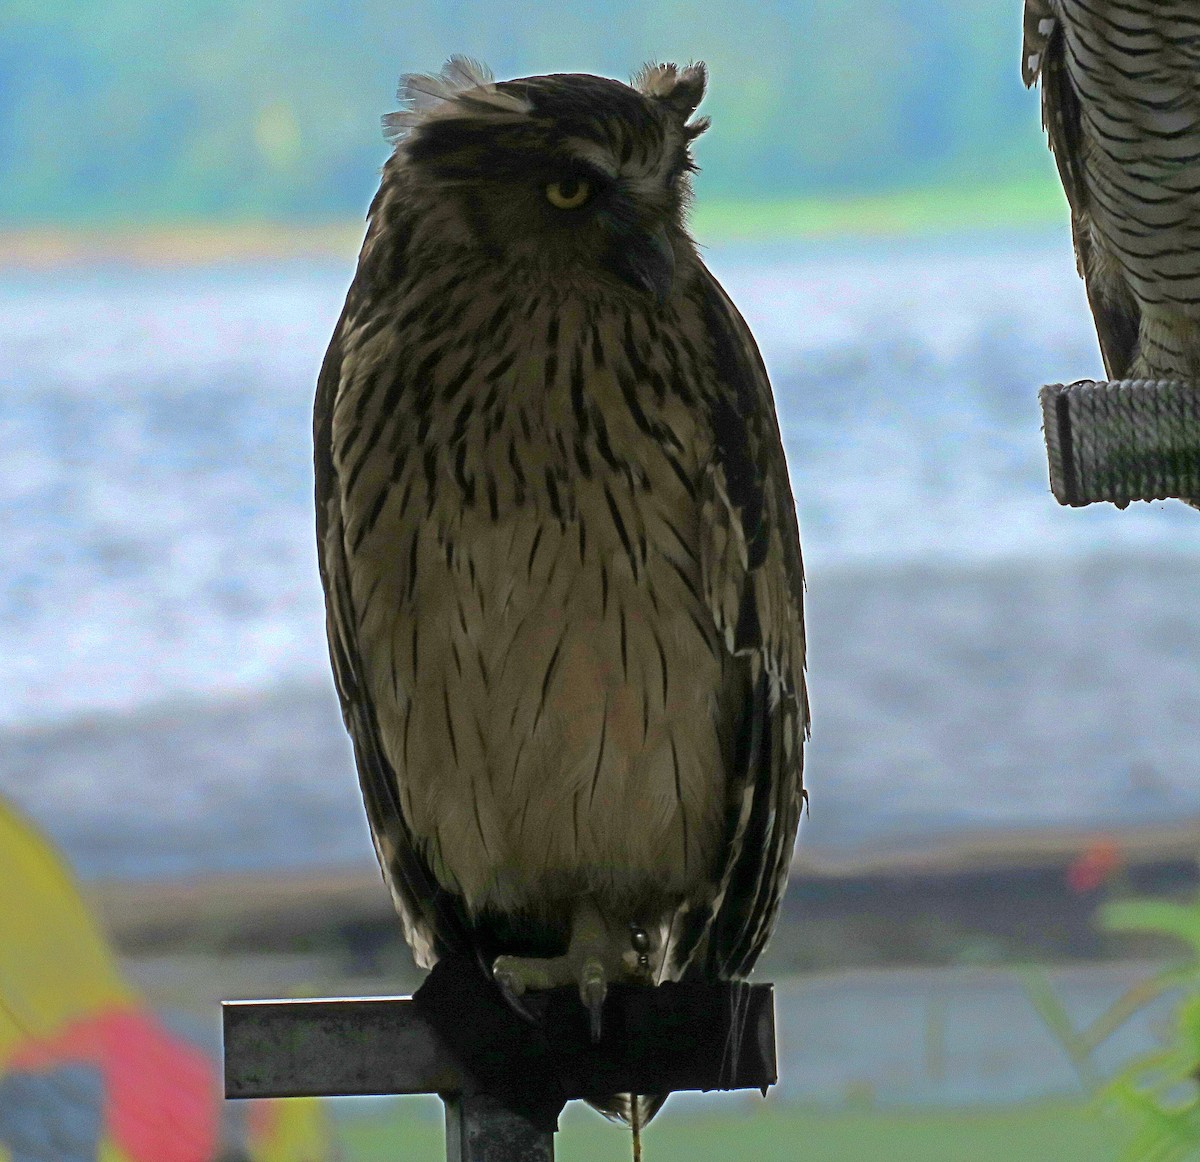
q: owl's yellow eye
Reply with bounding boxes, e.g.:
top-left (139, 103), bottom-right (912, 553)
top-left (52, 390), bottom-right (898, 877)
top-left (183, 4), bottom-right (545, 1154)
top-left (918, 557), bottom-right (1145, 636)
top-left (545, 178), bottom-right (591, 210)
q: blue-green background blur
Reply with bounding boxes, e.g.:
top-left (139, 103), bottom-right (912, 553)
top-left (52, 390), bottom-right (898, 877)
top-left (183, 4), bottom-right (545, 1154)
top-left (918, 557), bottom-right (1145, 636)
top-left (5, 5), bottom-right (1200, 1160)
top-left (5, 1), bottom-right (1052, 227)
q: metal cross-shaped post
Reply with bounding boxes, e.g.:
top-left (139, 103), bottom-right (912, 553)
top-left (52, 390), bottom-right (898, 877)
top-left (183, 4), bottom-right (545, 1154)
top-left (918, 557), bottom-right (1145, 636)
top-left (223, 981), bottom-right (777, 1161)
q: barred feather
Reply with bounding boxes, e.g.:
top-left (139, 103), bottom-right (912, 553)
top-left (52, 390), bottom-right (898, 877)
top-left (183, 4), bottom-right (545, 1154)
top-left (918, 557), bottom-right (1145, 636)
top-left (1024, 0), bottom-right (1200, 379)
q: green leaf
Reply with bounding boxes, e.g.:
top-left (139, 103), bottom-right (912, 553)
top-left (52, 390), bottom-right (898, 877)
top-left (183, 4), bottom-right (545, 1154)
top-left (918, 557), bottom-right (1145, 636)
top-left (1018, 965), bottom-right (1098, 1091)
top-left (1106, 1079), bottom-right (1200, 1162)
top-left (1175, 997), bottom-right (1200, 1067)
top-left (1080, 967), bottom-right (1197, 1057)
top-left (1100, 900), bottom-right (1200, 960)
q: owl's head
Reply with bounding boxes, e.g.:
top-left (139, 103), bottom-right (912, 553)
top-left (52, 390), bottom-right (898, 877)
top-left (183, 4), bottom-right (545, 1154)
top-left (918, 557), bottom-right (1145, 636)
top-left (379, 57), bottom-right (709, 302)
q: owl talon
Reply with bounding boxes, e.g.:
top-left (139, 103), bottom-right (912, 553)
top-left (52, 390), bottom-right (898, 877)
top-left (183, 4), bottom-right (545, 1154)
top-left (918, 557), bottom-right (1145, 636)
top-left (580, 959), bottom-right (607, 1042)
top-left (492, 957), bottom-right (527, 996)
top-left (492, 956), bottom-right (542, 1023)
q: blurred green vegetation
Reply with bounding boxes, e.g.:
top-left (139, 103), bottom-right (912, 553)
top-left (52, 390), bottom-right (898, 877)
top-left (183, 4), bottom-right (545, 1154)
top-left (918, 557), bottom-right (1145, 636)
top-left (1098, 898), bottom-right (1200, 1162)
top-left (1014, 895), bottom-right (1200, 1162)
top-left (335, 1099), bottom-right (1121, 1162)
top-left (1, 0), bottom-right (1059, 229)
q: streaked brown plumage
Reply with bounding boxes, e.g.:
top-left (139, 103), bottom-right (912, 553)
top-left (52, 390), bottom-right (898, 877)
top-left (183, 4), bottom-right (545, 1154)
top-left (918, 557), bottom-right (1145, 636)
top-left (314, 57), bottom-right (807, 1123)
top-left (1023, 0), bottom-right (1200, 380)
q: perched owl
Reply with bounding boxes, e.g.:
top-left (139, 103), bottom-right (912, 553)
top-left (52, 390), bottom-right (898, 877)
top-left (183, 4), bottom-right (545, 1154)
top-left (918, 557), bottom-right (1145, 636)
top-left (1023, 0), bottom-right (1200, 380)
top-left (314, 57), bottom-right (807, 1121)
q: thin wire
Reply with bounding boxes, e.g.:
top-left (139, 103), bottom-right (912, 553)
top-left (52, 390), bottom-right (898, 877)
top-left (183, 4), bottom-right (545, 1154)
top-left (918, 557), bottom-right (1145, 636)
top-left (631, 1093), bottom-right (642, 1162)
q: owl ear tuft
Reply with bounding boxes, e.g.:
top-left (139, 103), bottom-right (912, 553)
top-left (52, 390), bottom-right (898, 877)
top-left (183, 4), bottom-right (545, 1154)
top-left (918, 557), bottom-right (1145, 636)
top-left (635, 61), bottom-right (709, 136)
top-left (385, 55), bottom-right (529, 143)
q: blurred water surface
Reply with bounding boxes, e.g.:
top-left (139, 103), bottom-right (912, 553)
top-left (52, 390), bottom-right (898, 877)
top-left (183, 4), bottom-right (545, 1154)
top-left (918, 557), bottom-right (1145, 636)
top-left (3, 232), bottom-right (1198, 876)
top-left (771, 962), bottom-right (1171, 1107)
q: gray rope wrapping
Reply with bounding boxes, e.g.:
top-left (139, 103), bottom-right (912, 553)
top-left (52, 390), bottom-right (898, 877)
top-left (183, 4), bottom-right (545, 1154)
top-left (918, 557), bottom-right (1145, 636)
top-left (1039, 379), bottom-right (1200, 507)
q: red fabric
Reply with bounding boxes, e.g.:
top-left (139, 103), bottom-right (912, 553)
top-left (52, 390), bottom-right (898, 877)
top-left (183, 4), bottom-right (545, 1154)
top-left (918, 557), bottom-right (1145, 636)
top-left (1066, 837), bottom-right (1122, 894)
top-left (9, 1007), bottom-right (218, 1162)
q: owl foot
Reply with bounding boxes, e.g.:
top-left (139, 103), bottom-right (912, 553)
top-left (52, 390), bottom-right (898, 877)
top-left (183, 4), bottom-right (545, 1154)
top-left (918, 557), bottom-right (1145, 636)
top-left (580, 959), bottom-right (606, 1043)
top-left (492, 902), bottom-right (656, 1042)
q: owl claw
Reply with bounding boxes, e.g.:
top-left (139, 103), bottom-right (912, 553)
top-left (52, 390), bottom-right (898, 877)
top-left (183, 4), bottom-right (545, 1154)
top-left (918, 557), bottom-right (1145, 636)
top-left (492, 956), bottom-right (539, 1024)
top-left (492, 957), bottom-right (527, 996)
top-left (580, 959), bottom-right (607, 1042)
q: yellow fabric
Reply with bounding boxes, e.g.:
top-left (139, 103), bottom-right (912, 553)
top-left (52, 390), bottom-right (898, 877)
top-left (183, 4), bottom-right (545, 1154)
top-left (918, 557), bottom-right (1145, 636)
top-left (0, 798), bottom-right (132, 1065)
top-left (250, 1097), bottom-right (335, 1162)
top-left (97, 1138), bottom-right (131, 1162)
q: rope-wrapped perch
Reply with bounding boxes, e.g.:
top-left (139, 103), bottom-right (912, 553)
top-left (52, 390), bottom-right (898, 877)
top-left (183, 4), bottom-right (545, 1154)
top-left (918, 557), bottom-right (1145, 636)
top-left (1040, 379), bottom-right (1200, 507)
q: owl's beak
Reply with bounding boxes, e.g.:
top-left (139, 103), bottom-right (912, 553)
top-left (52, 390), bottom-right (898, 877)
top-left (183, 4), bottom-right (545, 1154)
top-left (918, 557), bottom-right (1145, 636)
top-left (607, 222), bottom-right (675, 304)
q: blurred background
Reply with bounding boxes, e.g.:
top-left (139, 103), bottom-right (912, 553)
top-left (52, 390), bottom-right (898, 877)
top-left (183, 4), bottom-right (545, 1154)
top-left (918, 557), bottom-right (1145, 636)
top-left (3, 2), bottom-right (1200, 1159)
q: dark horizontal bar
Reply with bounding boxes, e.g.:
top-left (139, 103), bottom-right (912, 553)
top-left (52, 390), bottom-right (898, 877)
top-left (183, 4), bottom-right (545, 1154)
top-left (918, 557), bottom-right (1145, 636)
top-left (1040, 379), bottom-right (1200, 507)
top-left (224, 982), bottom-right (775, 1101)
top-left (224, 994), bottom-right (463, 1098)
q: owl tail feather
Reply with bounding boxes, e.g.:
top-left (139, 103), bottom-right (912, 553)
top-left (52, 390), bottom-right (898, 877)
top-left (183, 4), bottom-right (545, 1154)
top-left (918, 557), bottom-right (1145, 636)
top-left (587, 1092), bottom-right (668, 1140)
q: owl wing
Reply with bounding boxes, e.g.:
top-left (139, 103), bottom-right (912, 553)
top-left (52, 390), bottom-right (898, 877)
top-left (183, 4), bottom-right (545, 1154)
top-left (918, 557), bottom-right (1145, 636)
top-left (673, 265), bottom-right (809, 981)
top-left (315, 265), bottom-right (474, 971)
top-left (1024, 0), bottom-right (1140, 378)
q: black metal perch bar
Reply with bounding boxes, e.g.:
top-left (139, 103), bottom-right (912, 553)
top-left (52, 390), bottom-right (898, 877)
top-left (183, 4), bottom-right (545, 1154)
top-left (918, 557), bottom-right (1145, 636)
top-left (224, 980), bottom-right (777, 1162)
top-left (1040, 379), bottom-right (1200, 507)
